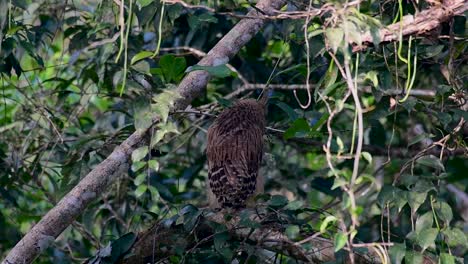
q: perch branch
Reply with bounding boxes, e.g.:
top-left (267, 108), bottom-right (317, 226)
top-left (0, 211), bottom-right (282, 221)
top-left (123, 211), bottom-right (385, 263)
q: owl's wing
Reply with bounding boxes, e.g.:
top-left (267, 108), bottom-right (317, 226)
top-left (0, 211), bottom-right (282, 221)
top-left (207, 127), bottom-right (263, 208)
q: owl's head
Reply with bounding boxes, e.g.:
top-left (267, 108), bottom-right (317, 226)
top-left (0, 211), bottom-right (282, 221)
top-left (234, 99), bottom-right (267, 120)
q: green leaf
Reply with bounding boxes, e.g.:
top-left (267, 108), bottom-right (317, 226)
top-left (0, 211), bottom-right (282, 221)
top-left (134, 173), bottom-right (146, 186)
top-left (214, 232), bottom-right (232, 260)
top-left (334, 232), bottom-right (347, 252)
top-left (321, 62), bottom-right (338, 97)
top-left (152, 103), bottom-right (170, 124)
top-left (336, 136), bottom-right (344, 153)
top-left (365, 71), bottom-right (379, 87)
top-left (433, 200), bottom-right (453, 224)
top-left (133, 60), bottom-right (151, 74)
top-left (131, 161), bottom-right (146, 172)
top-left (320, 215), bottom-right (337, 233)
top-left (416, 155), bottom-right (445, 171)
top-left (152, 89), bottom-right (182, 123)
top-left (415, 212), bottom-right (433, 233)
top-left (214, 96), bottom-right (233, 107)
top-left (186, 64), bottom-right (233, 78)
top-left (442, 228), bottom-right (467, 247)
top-left (274, 101), bottom-right (298, 121)
top-left (181, 204), bottom-right (199, 215)
top-left (148, 159), bottom-right (159, 171)
top-left (214, 231), bottom-right (229, 252)
top-left (239, 210), bottom-right (261, 228)
top-left (285, 225), bottom-right (300, 240)
top-left (284, 118), bottom-right (310, 140)
top-left (285, 200), bottom-right (303, 210)
top-left (309, 113), bottom-right (329, 132)
top-left (416, 228), bottom-right (438, 252)
top-left (269, 195), bottom-right (288, 208)
top-left (325, 28), bottom-right (344, 53)
top-left (109, 233), bottom-right (137, 263)
top-left (148, 185), bottom-right (160, 201)
top-left (131, 51), bottom-right (153, 65)
top-left (183, 210), bottom-right (202, 232)
top-left (377, 186), bottom-right (396, 207)
top-left (133, 99), bottom-right (155, 130)
top-left (395, 190), bottom-right (409, 212)
top-left (361, 152), bottom-right (372, 164)
top-left (408, 133), bottom-right (433, 147)
top-left (343, 20), bottom-right (362, 46)
top-left (423, 45), bottom-right (444, 59)
top-left (159, 54), bottom-right (187, 83)
top-left (188, 13), bottom-right (218, 30)
top-left (439, 253), bottom-right (455, 264)
top-left (132, 146), bottom-right (149, 162)
top-left (136, 0), bottom-right (153, 8)
top-left (407, 191), bottom-right (427, 213)
top-left (388, 243), bottom-right (406, 264)
top-left (405, 251), bottom-right (423, 264)
top-left (134, 185), bottom-right (148, 197)
top-left (331, 177), bottom-right (347, 190)
top-left (151, 122), bottom-right (179, 147)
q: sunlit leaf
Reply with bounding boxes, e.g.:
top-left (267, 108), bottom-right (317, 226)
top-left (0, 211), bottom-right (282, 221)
top-left (134, 185), bottom-right (148, 197)
top-left (132, 146), bottom-right (149, 162)
top-left (186, 64), bottom-right (233, 78)
top-left (134, 173), bottom-right (146, 186)
top-left (325, 28), bottom-right (344, 53)
top-left (405, 251), bottom-right (423, 264)
top-left (361, 152), bottom-right (372, 164)
top-left (320, 215), bottom-right (337, 233)
top-left (365, 71), bottom-right (379, 87)
top-left (439, 253), bottom-right (455, 264)
top-left (131, 51), bottom-right (153, 65)
top-left (334, 232), bottom-right (347, 252)
top-left (148, 159), bottom-right (159, 171)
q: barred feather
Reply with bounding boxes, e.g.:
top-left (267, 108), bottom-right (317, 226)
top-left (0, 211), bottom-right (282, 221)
top-left (207, 99), bottom-right (267, 209)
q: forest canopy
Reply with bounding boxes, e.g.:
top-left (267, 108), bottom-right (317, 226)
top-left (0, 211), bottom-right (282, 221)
top-left (0, 0), bottom-right (467, 263)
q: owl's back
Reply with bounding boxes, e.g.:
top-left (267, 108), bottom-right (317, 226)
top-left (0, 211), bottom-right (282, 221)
top-left (207, 99), bottom-right (266, 209)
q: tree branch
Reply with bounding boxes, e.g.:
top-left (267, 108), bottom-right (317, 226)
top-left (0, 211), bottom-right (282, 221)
top-left (355, 0), bottom-right (468, 51)
top-left (122, 211), bottom-right (382, 263)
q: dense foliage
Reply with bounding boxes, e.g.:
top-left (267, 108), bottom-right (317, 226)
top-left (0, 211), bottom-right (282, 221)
top-left (0, 0), bottom-right (466, 263)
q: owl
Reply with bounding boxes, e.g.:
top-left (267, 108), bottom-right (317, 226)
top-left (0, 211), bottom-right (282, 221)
top-left (206, 98), bottom-right (267, 209)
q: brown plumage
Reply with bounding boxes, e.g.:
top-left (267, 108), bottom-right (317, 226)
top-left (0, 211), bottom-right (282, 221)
top-left (206, 98), bottom-right (267, 209)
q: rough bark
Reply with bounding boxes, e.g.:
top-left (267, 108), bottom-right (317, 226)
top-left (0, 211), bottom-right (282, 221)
top-left (2, 0), bottom-right (286, 263)
top-left (355, 0), bottom-right (468, 51)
